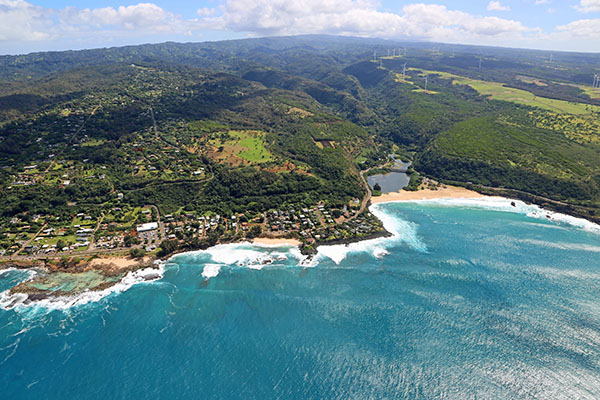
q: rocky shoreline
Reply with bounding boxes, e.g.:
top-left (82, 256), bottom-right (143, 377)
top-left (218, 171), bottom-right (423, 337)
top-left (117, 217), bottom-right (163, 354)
top-left (0, 222), bottom-right (393, 304)
top-left (1, 256), bottom-right (156, 303)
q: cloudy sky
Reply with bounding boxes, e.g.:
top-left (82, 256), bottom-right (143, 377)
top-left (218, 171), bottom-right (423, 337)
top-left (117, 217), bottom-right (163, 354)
top-left (1, 0), bottom-right (599, 55)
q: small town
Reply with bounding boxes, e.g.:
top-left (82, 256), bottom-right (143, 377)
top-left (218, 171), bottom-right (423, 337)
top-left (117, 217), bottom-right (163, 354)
top-left (0, 195), bottom-right (388, 260)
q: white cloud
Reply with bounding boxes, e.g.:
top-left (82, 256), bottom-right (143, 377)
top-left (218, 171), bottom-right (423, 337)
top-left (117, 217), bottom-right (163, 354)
top-left (59, 3), bottom-right (192, 34)
top-left (200, 0), bottom-right (533, 45)
top-left (0, 1), bottom-right (200, 44)
top-left (487, 1), bottom-right (510, 11)
top-left (0, 0), bottom-right (53, 41)
top-left (535, 0), bottom-right (550, 5)
top-left (574, 0), bottom-right (600, 13)
top-left (556, 18), bottom-right (600, 38)
top-left (0, 0), bottom-right (598, 54)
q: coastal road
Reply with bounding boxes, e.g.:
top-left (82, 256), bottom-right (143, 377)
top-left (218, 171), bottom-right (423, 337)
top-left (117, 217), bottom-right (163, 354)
top-left (358, 169), bottom-right (373, 214)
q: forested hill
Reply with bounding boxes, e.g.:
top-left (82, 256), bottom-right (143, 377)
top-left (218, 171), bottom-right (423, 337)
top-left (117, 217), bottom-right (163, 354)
top-left (1, 35), bottom-right (600, 230)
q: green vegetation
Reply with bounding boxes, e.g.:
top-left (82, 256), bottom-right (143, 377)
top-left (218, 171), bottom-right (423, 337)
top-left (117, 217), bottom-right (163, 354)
top-left (2, 35), bottom-right (600, 259)
top-left (209, 130), bottom-right (275, 164)
top-left (408, 68), bottom-right (600, 115)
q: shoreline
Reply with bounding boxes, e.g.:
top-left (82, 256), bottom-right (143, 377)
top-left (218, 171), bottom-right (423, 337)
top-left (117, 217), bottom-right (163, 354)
top-left (370, 185), bottom-right (485, 204)
top-left (252, 238), bottom-right (302, 247)
top-left (3, 185), bottom-right (599, 308)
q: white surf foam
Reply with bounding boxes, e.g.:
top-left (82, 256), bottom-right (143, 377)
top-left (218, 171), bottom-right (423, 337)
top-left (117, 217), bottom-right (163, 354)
top-left (204, 243), bottom-right (266, 265)
top-left (0, 262), bottom-right (165, 312)
top-left (173, 241), bottom-right (309, 269)
top-left (393, 197), bottom-right (600, 234)
top-left (201, 264), bottom-right (221, 279)
top-left (313, 204), bottom-right (428, 265)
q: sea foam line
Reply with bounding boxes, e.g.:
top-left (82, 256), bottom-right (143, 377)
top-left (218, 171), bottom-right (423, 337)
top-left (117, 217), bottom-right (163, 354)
top-left (380, 196), bottom-right (600, 234)
top-left (0, 262), bottom-right (165, 312)
top-left (313, 204), bottom-right (427, 265)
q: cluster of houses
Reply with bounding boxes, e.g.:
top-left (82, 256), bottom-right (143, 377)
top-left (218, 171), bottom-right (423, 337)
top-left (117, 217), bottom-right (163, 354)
top-left (163, 213), bottom-right (238, 240)
top-left (265, 205), bottom-right (343, 239)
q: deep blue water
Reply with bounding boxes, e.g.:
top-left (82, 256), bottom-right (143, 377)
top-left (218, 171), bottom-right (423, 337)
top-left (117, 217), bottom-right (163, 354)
top-left (2, 200), bottom-right (600, 399)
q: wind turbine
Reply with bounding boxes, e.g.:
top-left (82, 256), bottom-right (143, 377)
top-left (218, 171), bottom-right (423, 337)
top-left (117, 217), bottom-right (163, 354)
top-left (424, 75), bottom-right (428, 91)
top-left (402, 63), bottom-right (407, 78)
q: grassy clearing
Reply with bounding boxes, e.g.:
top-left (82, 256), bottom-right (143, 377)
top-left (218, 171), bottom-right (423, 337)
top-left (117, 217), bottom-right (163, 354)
top-left (209, 130), bottom-right (275, 164)
top-left (410, 68), bottom-right (600, 115)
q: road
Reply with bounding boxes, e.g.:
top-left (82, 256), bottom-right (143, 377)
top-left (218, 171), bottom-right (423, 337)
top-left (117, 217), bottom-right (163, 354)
top-left (358, 169), bottom-right (373, 214)
top-left (87, 214), bottom-right (105, 251)
top-left (14, 223), bottom-right (47, 256)
top-left (145, 204), bottom-right (166, 240)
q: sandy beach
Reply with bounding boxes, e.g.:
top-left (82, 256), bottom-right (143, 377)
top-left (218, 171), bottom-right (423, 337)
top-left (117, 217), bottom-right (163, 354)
top-left (88, 256), bottom-right (153, 272)
top-left (252, 238), bottom-right (301, 246)
top-left (371, 185), bottom-right (484, 204)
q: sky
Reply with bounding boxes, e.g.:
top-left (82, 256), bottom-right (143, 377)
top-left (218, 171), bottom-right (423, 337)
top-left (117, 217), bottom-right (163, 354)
top-left (0, 0), bottom-right (599, 55)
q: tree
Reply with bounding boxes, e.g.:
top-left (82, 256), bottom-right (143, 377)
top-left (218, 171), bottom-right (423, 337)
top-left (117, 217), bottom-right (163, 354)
top-left (247, 225), bottom-right (262, 239)
top-left (157, 239), bottom-right (179, 257)
top-left (373, 183), bottom-right (381, 192)
top-left (123, 235), bottom-right (140, 247)
top-left (56, 239), bottom-right (66, 251)
top-left (130, 248), bottom-right (146, 258)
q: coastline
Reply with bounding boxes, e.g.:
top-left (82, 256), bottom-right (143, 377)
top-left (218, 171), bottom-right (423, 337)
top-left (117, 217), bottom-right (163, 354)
top-left (4, 184), bottom-right (599, 309)
top-left (370, 185), bottom-right (485, 204)
top-left (252, 238), bottom-right (302, 247)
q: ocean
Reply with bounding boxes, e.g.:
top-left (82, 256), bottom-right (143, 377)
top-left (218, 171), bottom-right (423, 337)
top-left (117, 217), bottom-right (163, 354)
top-left (1, 198), bottom-right (600, 399)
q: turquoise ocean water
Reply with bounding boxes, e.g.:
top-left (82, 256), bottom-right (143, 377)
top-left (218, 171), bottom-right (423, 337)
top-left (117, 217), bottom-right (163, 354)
top-left (1, 199), bottom-right (600, 399)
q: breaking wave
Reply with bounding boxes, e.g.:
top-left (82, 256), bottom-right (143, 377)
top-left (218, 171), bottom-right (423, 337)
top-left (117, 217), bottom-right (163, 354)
top-left (314, 204), bottom-right (428, 265)
top-left (0, 262), bottom-right (166, 312)
top-left (397, 197), bottom-right (600, 234)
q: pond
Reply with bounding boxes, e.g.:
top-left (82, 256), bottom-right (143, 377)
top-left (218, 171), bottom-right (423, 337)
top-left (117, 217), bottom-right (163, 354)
top-left (367, 159), bottom-right (411, 194)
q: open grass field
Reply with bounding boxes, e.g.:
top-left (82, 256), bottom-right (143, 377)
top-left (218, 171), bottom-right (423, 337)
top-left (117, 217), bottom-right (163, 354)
top-left (209, 130), bottom-right (275, 164)
top-left (410, 68), bottom-right (600, 115)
